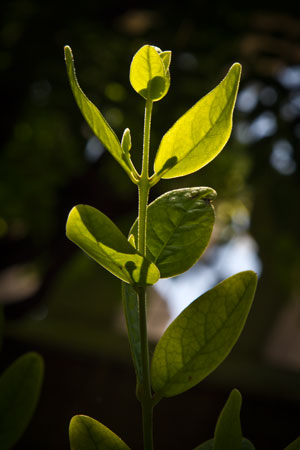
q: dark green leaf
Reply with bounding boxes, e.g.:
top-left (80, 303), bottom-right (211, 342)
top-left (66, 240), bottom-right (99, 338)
top-left (193, 438), bottom-right (255, 450)
top-left (122, 282), bottom-right (142, 384)
top-left (193, 439), bottom-right (214, 450)
top-left (284, 437), bottom-right (300, 450)
top-left (69, 415), bottom-right (131, 450)
top-left (66, 204), bottom-right (160, 286)
top-left (213, 389), bottom-right (242, 450)
top-left (64, 46), bottom-right (132, 177)
top-left (0, 352), bottom-right (44, 450)
top-left (151, 271), bottom-right (257, 397)
top-left (131, 187), bottom-right (216, 278)
top-left (154, 63), bottom-right (241, 178)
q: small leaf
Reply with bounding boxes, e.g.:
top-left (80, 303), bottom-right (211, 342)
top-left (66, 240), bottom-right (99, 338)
top-left (66, 205), bottom-right (160, 286)
top-left (64, 46), bottom-right (132, 177)
top-left (122, 282), bottom-right (142, 384)
top-left (130, 187), bottom-right (216, 278)
top-left (69, 415), bottom-right (131, 450)
top-left (284, 437), bottom-right (300, 450)
top-left (151, 271), bottom-right (257, 397)
top-left (213, 389), bottom-right (242, 450)
top-left (130, 45), bottom-right (170, 101)
top-left (154, 63), bottom-right (241, 178)
top-left (0, 352), bottom-right (44, 450)
top-left (121, 128), bottom-right (132, 153)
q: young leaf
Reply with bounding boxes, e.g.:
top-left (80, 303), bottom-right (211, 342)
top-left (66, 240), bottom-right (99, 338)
top-left (64, 46), bottom-right (133, 179)
top-left (69, 415), bottom-right (131, 450)
top-left (151, 271), bottom-right (257, 397)
top-left (122, 282), bottom-right (142, 384)
top-left (66, 204), bottom-right (160, 286)
top-left (130, 187), bottom-right (216, 278)
top-left (284, 437), bottom-right (300, 450)
top-left (129, 45), bottom-right (170, 101)
top-left (213, 389), bottom-right (242, 450)
top-left (0, 352), bottom-right (44, 450)
top-left (154, 63), bottom-right (242, 178)
top-left (241, 439), bottom-right (256, 450)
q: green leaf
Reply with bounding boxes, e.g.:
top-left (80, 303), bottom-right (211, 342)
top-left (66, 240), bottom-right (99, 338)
top-left (66, 204), bottom-right (160, 286)
top-left (151, 271), bottom-right (257, 397)
top-left (284, 437), bottom-right (300, 450)
top-left (193, 439), bottom-right (214, 450)
top-left (213, 389), bottom-right (242, 450)
top-left (154, 63), bottom-right (242, 178)
top-left (121, 128), bottom-right (132, 153)
top-left (0, 352), bottom-right (44, 450)
top-left (64, 46), bottom-right (132, 178)
top-left (241, 439), bottom-right (256, 450)
top-left (121, 282), bottom-right (142, 384)
top-left (69, 415), bottom-right (131, 450)
top-left (130, 187), bottom-right (216, 278)
top-left (193, 438), bottom-right (255, 450)
top-left (129, 45), bottom-right (170, 101)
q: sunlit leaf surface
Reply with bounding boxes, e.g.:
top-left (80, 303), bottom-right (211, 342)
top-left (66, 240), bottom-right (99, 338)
top-left (154, 63), bottom-right (241, 178)
top-left (151, 271), bottom-right (257, 397)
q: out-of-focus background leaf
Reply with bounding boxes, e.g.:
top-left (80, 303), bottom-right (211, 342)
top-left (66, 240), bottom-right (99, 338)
top-left (1, 2), bottom-right (300, 449)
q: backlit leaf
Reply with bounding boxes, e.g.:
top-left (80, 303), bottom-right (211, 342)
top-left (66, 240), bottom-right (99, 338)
top-left (193, 438), bottom-right (255, 450)
top-left (69, 415), bottom-right (131, 450)
top-left (213, 389), bottom-right (242, 450)
top-left (151, 271), bottom-right (257, 397)
top-left (130, 45), bottom-right (170, 101)
top-left (66, 204), bottom-right (160, 286)
top-left (0, 352), bottom-right (44, 450)
top-left (130, 187), bottom-right (216, 278)
top-left (154, 63), bottom-right (241, 178)
top-left (64, 46), bottom-right (132, 177)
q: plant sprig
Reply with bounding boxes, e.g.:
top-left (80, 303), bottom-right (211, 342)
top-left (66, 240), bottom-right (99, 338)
top-left (64, 43), bottom-right (299, 450)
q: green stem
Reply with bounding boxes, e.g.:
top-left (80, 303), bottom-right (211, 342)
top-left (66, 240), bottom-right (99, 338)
top-left (137, 98), bottom-right (154, 450)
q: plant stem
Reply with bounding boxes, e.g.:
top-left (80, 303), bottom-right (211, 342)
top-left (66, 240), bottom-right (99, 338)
top-left (137, 98), bottom-right (154, 450)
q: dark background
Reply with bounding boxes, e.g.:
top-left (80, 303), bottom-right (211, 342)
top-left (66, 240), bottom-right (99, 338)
top-left (1, 1), bottom-right (300, 449)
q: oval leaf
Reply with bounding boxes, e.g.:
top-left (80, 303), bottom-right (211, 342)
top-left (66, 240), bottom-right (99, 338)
top-left (213, 389), bottom-right (242, 450)
top-left (69, 415), bottom-right (131, 450)
top-left (66, 205), bottom-right (160, 286)
top-left (154, 63), bottom-right (242, 178)
top-left (151, 271), bottom-right (257, 397)
top-left (130, 187), bottom-right (216, 278)
top-left (64, 46), bottom-right (131, 177)
top-left (0, 352), bottom-right (44, 450)
top-left (130, 45), bottom-right (170, 101)
top-left (122, 282), bottom-right (142, 384)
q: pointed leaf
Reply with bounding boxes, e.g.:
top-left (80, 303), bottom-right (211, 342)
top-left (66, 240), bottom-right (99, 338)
top-left (151, 271), bottom-right (257, 397)
top-left (122, 282), bottom-right (142, 384)
top-left (154, 63), bottom-right (242, 178)
top-left (130, 45), bottom-right (170, 101)
top-left (64, 46), bottom-right (131, 177)
top-left (284, 437), bottom-right (300, 450)
top-left (69, 415), bottom-right (131, 450)
top-left (66, 205), bottom-right (160, 286)
top-left (213, 389), bottom-right (242, 450)
top-left (0, 352), bottom-right (44, 450)
top-left (130, 187), bottom-right (216, 278)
